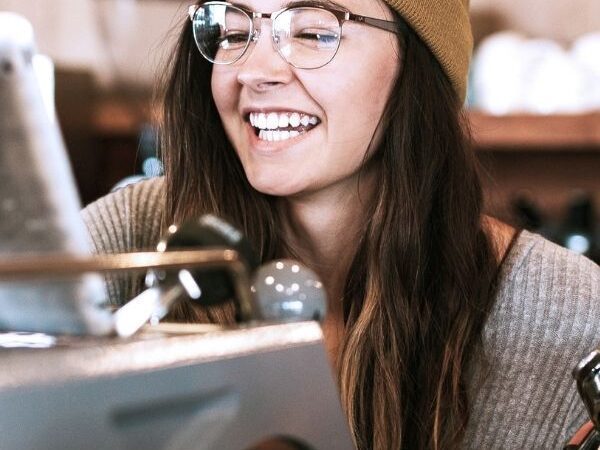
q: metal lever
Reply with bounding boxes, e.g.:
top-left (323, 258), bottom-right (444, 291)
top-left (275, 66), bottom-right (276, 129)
top-left (0, 249), bottom-right (257, 335)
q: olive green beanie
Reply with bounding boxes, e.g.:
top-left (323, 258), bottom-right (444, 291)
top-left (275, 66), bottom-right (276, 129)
top-left (383, 0), bottom-right (473, 103)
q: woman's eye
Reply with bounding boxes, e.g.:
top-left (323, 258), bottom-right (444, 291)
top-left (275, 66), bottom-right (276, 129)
top-left (218, 31), bottom-right (249, 48)
top-left (295, 29), bottom-right (338, 46)
top-left (294, 30), bottom-right (338, 49)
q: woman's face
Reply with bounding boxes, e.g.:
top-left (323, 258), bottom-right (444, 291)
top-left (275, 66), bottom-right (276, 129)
top-left (211, 0), bottom-right (400, 199)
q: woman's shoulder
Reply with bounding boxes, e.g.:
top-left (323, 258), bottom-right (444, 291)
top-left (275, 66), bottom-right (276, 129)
top-left (468, 231), bottom-right (599, 447)
top-left (89, 175), bottom-right (165, 208)
top-left (485, 216), bottom-right (598, 302)
top-left (81, 176), bottom-right (165, 254)
top-left (499, 229), bottom-right (599, 298)
top-left (493, 229), bottom-right (599, 337)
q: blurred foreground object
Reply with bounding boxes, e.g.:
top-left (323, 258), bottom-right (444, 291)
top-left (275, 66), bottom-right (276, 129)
top-left (252, 260), bottom-right (326, 323)
top-left (117, 216), bottom-right (327, 336)
top-left (0, 322), bottom-right (353, 449)
top-left (566, 350), bottom-right (600, 449)
top-left (0, 12), bottom-right (112, 335)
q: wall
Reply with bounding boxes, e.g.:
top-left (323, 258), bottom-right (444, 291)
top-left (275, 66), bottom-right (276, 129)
top-left (1, 0), bottom-right (599, 91)
top-left (471, 0), bottom-right (600, 42)
top-left (0, 0), bottom-right (183, 90)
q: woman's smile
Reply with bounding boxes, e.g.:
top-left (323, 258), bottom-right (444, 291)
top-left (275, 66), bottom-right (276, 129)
top-left (244, 119), bottom-right (320, 155)
top-left (248, 111), bottom-right (320, 138)
top-left (245, 109), bottom-right (321, 145)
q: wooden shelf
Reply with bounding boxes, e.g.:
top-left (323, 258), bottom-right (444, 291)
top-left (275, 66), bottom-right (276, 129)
top-left (469, 111), bottom-right (600, 151)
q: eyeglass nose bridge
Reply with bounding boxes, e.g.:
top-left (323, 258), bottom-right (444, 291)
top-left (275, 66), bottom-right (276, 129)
top-left (247, 14), bottom-right (284, 60)
top-left (246, 9), bottom-right (342, 70)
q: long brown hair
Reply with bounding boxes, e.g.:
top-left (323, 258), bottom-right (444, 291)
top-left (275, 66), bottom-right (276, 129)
top-left (159, 7), bottom-right (499, 449)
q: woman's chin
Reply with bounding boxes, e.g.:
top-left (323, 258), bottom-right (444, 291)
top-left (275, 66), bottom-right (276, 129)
top-left (246, 176), bottom-right (303, 198)
top-left (249, 183), bottom-right (298, 198)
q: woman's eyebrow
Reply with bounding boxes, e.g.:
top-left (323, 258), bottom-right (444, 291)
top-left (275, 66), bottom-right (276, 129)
top-left (228, 2), bottom-right (251, 10)
top-left (283, 0), bottom-right (347, 9)
top-left (228, 0), bottom-right (348, 12)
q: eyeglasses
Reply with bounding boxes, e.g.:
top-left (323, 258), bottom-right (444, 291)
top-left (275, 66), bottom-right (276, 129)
top-left (188, 1), bottom-right (405, 69)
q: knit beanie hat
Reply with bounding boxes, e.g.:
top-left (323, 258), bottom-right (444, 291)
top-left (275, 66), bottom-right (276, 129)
top-left (382, 0), bottom-right (473, 103)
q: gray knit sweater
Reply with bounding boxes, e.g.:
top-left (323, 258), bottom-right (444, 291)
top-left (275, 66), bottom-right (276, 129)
top-left (82, 177), bottom-right (600, 448)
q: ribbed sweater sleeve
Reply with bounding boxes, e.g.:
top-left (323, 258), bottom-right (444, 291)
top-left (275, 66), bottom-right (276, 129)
top-left (464, 230), bottom-right (600, 448)
top-left (81, 177), bottom-right (165, 306)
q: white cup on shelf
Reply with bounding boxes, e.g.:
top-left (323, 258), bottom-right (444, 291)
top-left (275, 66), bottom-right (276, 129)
top-left (571, 32), bottom-right (600, 112)
top-left (471, 32), bottom-right (529, 115)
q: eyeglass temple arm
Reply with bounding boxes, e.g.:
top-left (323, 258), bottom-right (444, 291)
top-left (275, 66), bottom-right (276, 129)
top-left (347, 13), bottom-right (408, 35)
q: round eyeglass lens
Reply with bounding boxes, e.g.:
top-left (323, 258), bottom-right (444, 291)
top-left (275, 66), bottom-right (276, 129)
top-left (191, 3), bottom-right (253, 64)
top-left (274, 7), bottom-right (341, 69)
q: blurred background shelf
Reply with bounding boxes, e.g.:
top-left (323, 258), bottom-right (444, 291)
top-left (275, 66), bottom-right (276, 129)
top-left (470, 111), bottom-right (600, 151)
top-left (468, 111), bottom-right (600, 231)
top-left (92, 98), bottom-right (154, 138)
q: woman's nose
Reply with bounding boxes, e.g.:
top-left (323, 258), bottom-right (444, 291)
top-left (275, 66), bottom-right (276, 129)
top-left (236, 24), bottom-right (294, 91)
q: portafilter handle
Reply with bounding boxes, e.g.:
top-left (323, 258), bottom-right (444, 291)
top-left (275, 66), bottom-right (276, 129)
top-left (574, 349), bottom-right (600, 430)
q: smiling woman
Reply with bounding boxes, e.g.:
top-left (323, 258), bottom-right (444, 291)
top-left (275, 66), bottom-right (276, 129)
top-left (81, 0), bottom-right (600, 449)
top-left (209, 0), bottom-right (400, 198)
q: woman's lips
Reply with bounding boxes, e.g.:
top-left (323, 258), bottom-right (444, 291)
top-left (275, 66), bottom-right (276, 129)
top-left (247, 111), bottom-right (320, 128)
top-left (245, 111), bottom-right (320, 140)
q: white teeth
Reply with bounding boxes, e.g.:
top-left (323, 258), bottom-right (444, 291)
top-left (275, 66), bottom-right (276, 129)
top-left (278, 114), bottom-right (289, 128)
top-left (289, 113), bottom-right (301, 127)
top-left (257, 113), bottom-right (267, 129)
top-left (266, 113), bottom-right (279, 130)
top-left (258, 128), bottom-right (303, 142)
top-left (249, 111), bottom-right (319, 131)
top-left (250, 111), bottom-right (319, 143)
